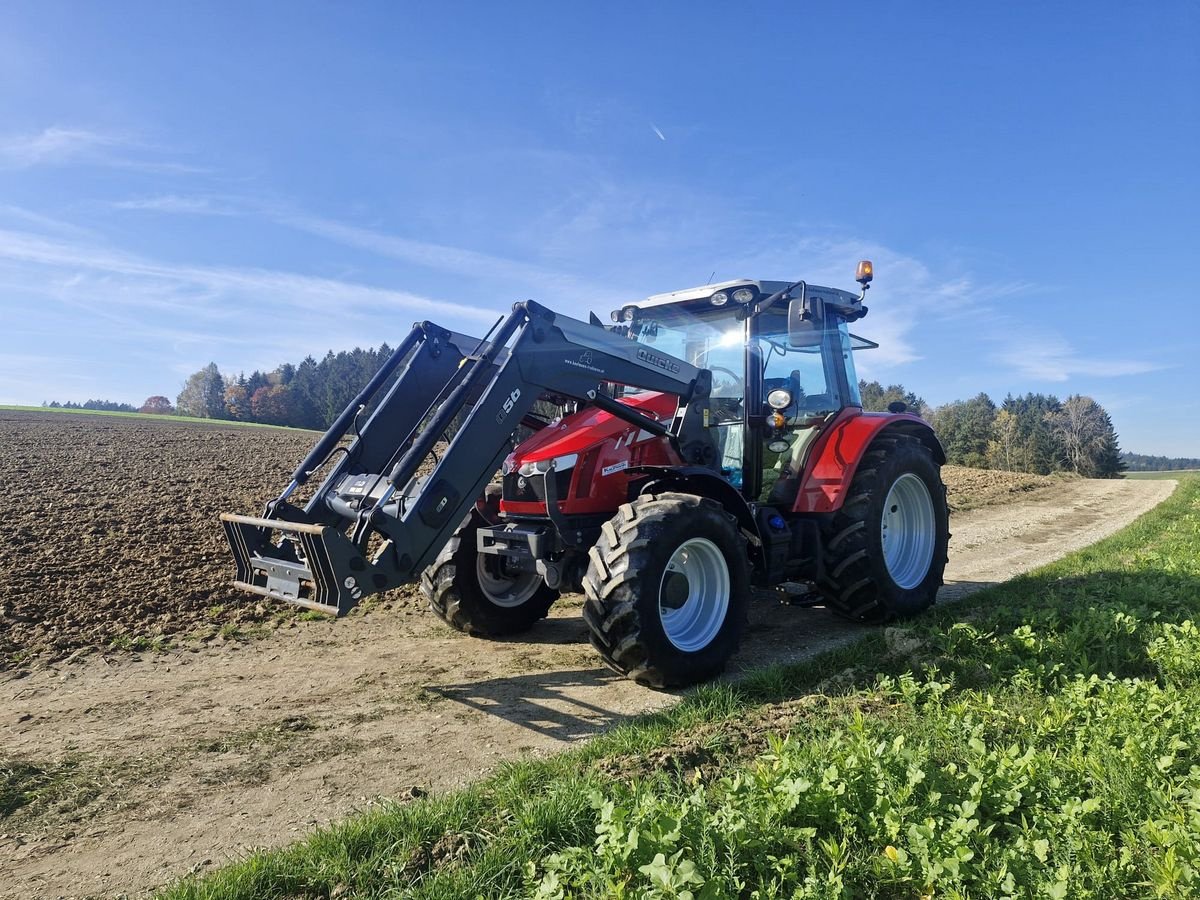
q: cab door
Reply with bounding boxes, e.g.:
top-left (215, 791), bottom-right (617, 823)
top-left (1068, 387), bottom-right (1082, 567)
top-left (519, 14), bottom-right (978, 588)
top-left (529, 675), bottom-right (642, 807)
top-left (755, 319), bottom-right (845, 505)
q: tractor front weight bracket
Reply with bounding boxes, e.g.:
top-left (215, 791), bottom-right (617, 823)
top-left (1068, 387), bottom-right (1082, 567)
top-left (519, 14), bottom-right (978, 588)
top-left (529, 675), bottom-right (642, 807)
top-left (220, 512), bottom-right (399, 615)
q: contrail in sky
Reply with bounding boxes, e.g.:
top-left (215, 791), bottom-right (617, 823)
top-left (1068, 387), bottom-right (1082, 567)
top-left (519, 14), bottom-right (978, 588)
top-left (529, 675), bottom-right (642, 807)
top-left (651, 123), bottom-right (666, 141)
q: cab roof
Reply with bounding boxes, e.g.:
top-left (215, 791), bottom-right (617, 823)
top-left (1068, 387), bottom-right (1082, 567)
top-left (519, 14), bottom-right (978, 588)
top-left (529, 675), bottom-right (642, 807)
top-left (616, 279), bottom-right (862, 319)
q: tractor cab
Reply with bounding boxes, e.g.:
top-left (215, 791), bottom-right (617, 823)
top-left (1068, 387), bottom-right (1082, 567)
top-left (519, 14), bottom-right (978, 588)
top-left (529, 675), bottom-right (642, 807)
top-left (608, 269), bottom-right (877, 507)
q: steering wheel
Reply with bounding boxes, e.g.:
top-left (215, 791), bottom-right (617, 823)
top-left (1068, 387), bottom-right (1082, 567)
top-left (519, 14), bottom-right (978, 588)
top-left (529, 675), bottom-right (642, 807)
top-left (706, 364), bottom-right (743, 394)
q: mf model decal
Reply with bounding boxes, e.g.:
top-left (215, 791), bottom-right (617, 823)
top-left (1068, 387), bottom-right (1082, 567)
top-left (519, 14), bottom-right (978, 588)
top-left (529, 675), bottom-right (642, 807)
top-left (496, 387), bottom-right (522, 424)
top-left (636, 347), bottom-right (681, 374)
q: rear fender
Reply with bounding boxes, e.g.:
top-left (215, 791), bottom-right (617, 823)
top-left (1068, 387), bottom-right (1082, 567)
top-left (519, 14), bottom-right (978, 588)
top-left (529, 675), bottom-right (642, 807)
top-left (794, 410), bottom-right (945, 514)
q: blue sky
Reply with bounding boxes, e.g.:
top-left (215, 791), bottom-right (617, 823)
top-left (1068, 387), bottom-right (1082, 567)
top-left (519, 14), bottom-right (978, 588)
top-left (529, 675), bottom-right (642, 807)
top-left (1, 2), bottom-right (1196, 455)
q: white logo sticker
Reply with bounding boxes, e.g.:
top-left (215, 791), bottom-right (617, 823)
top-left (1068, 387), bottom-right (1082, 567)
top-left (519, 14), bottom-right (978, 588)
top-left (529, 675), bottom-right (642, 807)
top-left (601, 460), bottom-right (629, 477)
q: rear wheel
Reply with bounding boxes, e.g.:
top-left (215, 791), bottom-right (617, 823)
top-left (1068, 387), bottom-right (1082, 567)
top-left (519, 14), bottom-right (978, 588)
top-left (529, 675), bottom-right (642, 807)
top-left (421, 504), bottom-right (558, 636)
top-left (819, 433), bottom-right (949, 623)
top-left (582, 492), bottom-right (748, 688)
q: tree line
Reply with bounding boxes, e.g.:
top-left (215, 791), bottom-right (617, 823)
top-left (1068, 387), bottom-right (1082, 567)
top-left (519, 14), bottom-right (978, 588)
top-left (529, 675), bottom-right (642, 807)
top-left (40, 352), bottom-right (1149, 480)
top-left (859, 381), bottom-right (1125, 478)
top-left (43, 399), bottom-right (139, 413)
top-left (172, 346), bottom-right (397, 429)
top-left (1120, 452), bottom-right (1200, 472)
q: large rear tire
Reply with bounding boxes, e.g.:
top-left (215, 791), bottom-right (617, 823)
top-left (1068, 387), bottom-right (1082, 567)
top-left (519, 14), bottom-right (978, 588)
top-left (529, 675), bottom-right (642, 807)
top-left (819, 433), bottom-right (949, 623)
top-left (421, 508), bottom-right (559, 637)
top-left (582, 492), bottom-right (749, 688)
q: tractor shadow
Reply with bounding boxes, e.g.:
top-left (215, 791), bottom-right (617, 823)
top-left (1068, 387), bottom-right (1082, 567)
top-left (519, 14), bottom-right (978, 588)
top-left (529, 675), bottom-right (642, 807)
top-left (427, 666), bottom-right (676, 743)
top-left (428, 582), bottom-right (1006, 741)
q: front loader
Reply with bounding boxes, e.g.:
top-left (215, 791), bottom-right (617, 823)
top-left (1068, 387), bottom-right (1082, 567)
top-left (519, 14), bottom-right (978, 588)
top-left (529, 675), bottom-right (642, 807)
top-left (222, 262), bottom-right (949, 687)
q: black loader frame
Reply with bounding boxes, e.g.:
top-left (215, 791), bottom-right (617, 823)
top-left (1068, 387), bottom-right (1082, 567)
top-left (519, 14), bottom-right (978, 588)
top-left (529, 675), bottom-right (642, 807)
top-left (221, 300), bottom-right (715, 615)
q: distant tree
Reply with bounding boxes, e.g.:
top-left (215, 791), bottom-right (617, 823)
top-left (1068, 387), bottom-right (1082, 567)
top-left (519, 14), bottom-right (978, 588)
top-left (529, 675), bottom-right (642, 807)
top-left (139, 396), bottom-right (173, 414)
top-left (285, 356), bottom-right (324, 429)
top-left (997, 393), bottom-right (1066, 475)
top-left (987, 408), bottom-right (1021, 471)
top-left (858, 380), bottom-right (929, 418)
top-left (1048, 395), bottom-right (1125, 478)
top-left (177, 363), bottom-right (227, 419)
top-left (244, 370), bottom-right (271, 396)
top-left (932, 393), bottom-right (996, 467)
top-left (1093, 416), bottom-right (1125, 479)
top-left (223, 383), bottom-right (250, 421)
top-left (249, 384), bottom-right (293, 426)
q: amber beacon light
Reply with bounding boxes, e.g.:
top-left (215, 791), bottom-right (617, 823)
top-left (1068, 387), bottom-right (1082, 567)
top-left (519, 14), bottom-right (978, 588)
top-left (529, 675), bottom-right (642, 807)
top-left (856, 259), bottom-right (874, 285)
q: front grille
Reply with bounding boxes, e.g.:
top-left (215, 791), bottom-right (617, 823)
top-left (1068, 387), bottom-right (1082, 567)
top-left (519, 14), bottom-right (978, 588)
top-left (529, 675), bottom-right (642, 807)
top-left (502, 469), bottom-right (573, 504)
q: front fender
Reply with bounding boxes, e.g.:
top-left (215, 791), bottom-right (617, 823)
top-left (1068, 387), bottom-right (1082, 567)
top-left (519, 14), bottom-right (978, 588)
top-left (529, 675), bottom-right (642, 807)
top-left (626, 465), bottom-right (757, 537)
top-left (794, 410), bottom-right (945, 514)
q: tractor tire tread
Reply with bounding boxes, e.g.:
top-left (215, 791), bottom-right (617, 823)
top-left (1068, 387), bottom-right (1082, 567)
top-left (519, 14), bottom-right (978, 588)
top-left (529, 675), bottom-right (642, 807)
top-left (582, 492), bottom-right (748, 688)
top-left (818, 433), bottom-right (949, 624)
top-left (422, 515), bottom-right (558, 636)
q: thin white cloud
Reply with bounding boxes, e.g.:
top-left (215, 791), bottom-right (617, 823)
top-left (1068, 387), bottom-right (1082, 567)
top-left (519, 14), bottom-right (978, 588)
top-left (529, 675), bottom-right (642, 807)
top-left (992, 335), bottom-right (1162, 382)
top-left (0, 203), bottom-right (98, 239)
top-left (0, 226), bottom-right (515, 403)
top-left (0, 126), bottom-right (208, 174)
top-left (112, 195), bottom-right (238, 215)
top-left (111, 194), bottom-right (633, 309)
top-left (0, 127), bottom-right (123, 166)
top-left (0, 227), bottom-right (499, 345)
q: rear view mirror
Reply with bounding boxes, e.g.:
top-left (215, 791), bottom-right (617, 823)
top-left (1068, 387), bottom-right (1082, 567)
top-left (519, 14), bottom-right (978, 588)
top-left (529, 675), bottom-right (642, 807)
top-left (787, 287), bottom-right (823, 348)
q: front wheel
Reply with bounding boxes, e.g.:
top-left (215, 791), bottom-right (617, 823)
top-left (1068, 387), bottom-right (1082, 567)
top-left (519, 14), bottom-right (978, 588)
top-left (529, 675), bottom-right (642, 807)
top-left (819, 433), bottom-right (949, 623)
top-left (582, 492), bottom-right (749, 688)
top-left (421, 516), bottom-right (558, 636)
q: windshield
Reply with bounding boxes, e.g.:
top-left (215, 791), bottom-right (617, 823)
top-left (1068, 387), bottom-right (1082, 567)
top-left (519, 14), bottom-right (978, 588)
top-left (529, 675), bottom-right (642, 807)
top-left (626, 307), bottom-right (745, 401)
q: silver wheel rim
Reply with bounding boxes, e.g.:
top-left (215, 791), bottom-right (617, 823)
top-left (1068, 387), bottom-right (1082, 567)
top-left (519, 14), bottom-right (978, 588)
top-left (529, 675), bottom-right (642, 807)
top-left (475, 556), bottom-right (541, 608)
top-left (881, 473), bottom-right (936, 590)
top-left (658, 537), bottom-right (730, 652)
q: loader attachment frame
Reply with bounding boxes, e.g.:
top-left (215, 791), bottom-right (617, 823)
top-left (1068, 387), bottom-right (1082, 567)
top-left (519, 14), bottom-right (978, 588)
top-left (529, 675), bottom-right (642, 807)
top-left (222, 299), bottom-right (714, 615)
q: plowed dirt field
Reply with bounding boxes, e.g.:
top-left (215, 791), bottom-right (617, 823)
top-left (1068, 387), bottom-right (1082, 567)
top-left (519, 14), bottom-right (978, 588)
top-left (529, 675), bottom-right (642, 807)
top-left (0, 410), bottom-right (1177, 898)
top-left (0, 411), bottom-right (319, 665)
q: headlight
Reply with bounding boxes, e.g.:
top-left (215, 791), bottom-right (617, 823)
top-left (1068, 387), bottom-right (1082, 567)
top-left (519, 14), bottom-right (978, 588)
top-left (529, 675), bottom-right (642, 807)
top-left (767, 389), bottom-right (792, 410)
top-left (517, 453), bottom-right (578, 477)
top-left (732, 287), bottom-right (755, 303)
top-left (710, 291), bottom-right (729, 306)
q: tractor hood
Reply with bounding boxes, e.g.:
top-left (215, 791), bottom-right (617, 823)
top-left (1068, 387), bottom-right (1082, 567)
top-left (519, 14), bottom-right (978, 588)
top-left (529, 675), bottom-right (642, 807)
top-left (504, 391), bottom-right (677, 472)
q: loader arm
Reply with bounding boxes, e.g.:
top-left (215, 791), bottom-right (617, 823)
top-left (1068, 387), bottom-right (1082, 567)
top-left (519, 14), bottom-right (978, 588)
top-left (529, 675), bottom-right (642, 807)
top-left (221, 299), bottom-right (713, 615)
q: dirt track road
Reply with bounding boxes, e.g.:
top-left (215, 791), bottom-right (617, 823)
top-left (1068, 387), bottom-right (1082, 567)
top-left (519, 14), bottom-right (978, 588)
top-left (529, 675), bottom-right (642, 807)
top-left (1, 477), bottom-right (1176, 898)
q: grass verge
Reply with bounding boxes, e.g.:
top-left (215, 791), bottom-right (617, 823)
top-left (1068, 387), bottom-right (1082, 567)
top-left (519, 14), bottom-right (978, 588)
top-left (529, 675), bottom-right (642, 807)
top-left (163, 477), bottom-right (1199, 899)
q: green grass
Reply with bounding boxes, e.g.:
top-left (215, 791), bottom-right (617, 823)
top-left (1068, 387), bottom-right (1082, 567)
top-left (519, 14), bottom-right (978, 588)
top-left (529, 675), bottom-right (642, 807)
top-left (1126, 469), bottom-right (1200, 480)
top-left (0, 404), bottom-right (317, 431)
top-left (162, 478), bottom-right (1200, 899)
top-left (1, 755), bottom-right (110, 821)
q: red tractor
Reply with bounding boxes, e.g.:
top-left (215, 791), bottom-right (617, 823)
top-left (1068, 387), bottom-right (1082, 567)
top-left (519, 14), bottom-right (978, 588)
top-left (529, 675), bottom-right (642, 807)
top-left (223, 262), bottom-right (949, 687)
